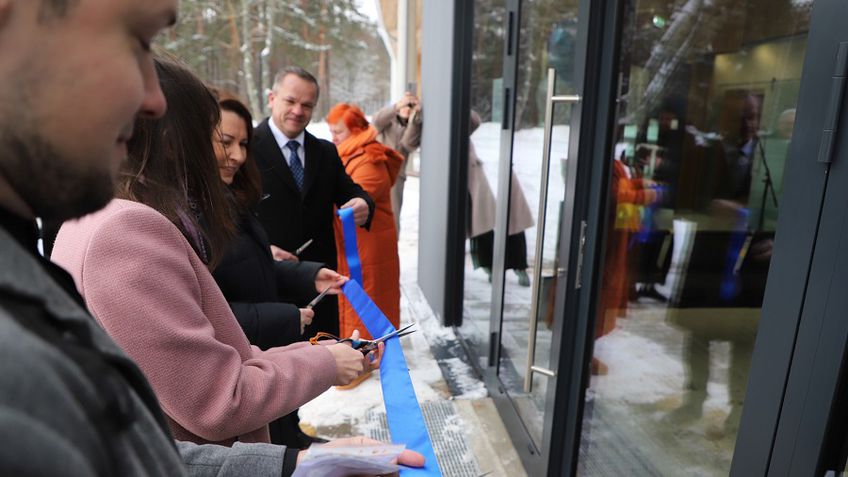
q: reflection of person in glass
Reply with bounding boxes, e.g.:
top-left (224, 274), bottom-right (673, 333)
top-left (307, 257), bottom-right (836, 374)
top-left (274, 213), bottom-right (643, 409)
top-left (594, 149), bottom-right (664, 375)
top-left (466, 111), bottom-right (535, 286)
top-left (629, 99), bottom-right (684, 303)
top-left (713, 94), bottom-right (762, 215)
top-left (669, 93), bottom-right (786, 435)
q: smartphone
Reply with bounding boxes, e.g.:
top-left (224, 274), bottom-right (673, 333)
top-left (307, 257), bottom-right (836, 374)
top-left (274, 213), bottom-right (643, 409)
top-left (406, 81), bottom-right (417, 94)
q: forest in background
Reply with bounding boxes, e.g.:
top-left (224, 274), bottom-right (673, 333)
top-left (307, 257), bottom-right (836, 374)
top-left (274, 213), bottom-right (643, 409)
top-left (157, 0), bottom-right (391, 121)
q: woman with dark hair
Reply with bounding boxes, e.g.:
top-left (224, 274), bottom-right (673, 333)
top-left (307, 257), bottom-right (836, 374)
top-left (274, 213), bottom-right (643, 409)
top-left (326, 103), bottom-right (402, 377)
top-left (52, 58), bottom-right (381, 446)
top-left (212, 91), bottom-right (342, 351)
top-left (211, 91), bottom-right (342, 447)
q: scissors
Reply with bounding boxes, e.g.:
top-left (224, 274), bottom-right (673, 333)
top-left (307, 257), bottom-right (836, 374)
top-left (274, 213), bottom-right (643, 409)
top-left (306, 284), bottom-right (332, 310)
top-left (353, 323), bottom-right (417, 354)
top-left (309, 323), bottom-right (417, 355)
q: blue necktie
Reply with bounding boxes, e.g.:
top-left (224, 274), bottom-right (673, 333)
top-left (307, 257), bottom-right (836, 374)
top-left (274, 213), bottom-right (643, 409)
top-left (286, 140), bottom-right (304, 190)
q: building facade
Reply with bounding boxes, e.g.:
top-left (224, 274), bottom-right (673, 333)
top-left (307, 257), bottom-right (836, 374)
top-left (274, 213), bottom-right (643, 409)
top-left (417, 0), bottom-right (848, 475)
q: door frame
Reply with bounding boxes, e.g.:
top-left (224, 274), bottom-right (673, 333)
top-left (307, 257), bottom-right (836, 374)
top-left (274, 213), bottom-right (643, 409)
top-left (545, 0), bottom-right (624, 474)
top-left (753, 1), bottom-right (848, 472)
top-left (544, 0), bottom-right (844, 475)
top-left (454, 0), bottom-right (846, 475)
top-left (478, 0), bottom-right (615, 475)
top-left (728, 0), bottom-right (844, 473)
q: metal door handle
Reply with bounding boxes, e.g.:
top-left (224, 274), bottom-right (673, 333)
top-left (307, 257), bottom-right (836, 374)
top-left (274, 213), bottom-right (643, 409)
top-left (524, 68), bottom-right (581, 393)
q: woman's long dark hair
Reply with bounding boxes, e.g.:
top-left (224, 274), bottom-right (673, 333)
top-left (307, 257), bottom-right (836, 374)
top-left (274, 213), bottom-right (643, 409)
top-left (119, 57), bottom-right (235, 269)
top-left (212, 90), bottom-right (262, 212)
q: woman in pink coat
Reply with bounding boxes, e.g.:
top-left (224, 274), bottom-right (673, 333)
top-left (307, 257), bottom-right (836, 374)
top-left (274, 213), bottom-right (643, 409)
top-left (52, 58), bottom-right (380, 446)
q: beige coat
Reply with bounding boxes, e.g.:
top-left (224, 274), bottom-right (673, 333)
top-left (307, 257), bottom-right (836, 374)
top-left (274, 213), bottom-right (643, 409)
top-left (373, 104), bottom-right (423, 230)
top-left (467, 113), bottom-right (534, 238)
top-left (373, 105), bottom-right (423, 164)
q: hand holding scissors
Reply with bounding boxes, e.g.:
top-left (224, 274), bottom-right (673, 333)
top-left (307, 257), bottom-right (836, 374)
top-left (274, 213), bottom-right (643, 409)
top-left (309, 323), bottom-right (417, 355)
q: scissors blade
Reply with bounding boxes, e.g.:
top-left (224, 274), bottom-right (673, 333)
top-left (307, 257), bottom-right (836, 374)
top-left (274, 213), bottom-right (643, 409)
top-left (306, 284), bottom-right (332, 309)
top-left (372, 323), bottom-right (417, 344)
top-left (295, 238), bottom-right (313, 256)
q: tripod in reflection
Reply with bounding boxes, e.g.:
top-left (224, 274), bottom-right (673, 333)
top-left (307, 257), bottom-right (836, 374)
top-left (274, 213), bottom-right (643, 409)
top-left (754, 132), bottom-right (779, 231)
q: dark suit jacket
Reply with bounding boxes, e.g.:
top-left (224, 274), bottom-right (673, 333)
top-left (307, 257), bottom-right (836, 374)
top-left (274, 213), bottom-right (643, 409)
top-left (213, 211), bottom-right (324, 350)
top-left (253, 119), bottom-right (374, 268)
top-left (253, 119), bottom-right (374, 335)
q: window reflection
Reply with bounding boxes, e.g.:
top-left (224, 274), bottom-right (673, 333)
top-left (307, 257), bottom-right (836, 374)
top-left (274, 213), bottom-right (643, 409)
top-left (582, 0), bottom-right (811, 474)
top-left (459, 0), bottom-right (507, 366)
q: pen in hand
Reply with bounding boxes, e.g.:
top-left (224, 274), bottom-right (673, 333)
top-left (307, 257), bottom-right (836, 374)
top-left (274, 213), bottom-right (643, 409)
top-left (295, 238), bottom-right (313, 256)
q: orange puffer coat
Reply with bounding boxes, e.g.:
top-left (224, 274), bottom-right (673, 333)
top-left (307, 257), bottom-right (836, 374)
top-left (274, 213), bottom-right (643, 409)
top-left (334, 126), bottom-right (404, 339)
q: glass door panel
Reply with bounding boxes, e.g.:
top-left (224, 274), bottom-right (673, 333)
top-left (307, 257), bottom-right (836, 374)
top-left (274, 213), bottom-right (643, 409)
top-left (461, 0), bottom-right (507, 366)
top-left (579, 0), bottom-right (812, 474)
top-left (497, 0), bottom-right (580, 448)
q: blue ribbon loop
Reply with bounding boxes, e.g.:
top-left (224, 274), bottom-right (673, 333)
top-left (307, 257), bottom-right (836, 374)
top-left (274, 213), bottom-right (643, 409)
top-left (337, 208), bottom-right (441, 476)
top-left (337, 207), bottom-right (363, 285)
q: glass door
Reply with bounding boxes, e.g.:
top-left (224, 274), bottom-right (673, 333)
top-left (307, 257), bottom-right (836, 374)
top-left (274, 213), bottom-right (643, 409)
top-left (494, 2), bottom-right (580, 449)
top-left (458, 0), bottom-right (588, 473)
top-left (577, 0), bottom-right (813, 475)
top-left (459, 0), bottom-right (507, 369)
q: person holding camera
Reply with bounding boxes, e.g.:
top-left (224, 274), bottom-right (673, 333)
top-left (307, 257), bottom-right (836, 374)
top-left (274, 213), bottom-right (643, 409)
top-left (372, 91), bottom-right (422, 234)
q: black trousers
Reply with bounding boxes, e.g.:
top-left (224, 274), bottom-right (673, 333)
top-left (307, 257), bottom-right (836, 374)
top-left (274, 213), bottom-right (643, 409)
top-left (470, 230), bottom-right (528, 271)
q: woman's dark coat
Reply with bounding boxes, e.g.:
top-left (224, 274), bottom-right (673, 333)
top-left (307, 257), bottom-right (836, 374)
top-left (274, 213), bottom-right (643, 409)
top-left (213, 212), bottom-right (323, 350)
top-left (212, 211), bottom-right (325, 449)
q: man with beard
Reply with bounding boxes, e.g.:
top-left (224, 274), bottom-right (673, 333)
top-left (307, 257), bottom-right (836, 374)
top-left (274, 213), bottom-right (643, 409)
top-left (0, 0), bottom-right (422, 475)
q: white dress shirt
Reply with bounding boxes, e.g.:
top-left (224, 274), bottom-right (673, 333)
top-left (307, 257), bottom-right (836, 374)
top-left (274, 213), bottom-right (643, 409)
top-left (268, 119), bottom-right (306, 169)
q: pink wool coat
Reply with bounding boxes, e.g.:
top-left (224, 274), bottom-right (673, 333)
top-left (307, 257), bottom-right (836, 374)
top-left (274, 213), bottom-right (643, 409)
top-left (52, 199), bottom-right (337, 446)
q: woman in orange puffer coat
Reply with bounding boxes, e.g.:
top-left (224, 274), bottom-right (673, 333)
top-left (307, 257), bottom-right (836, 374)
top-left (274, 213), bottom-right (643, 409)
top-left (328, 103), bottom-right (403, 340)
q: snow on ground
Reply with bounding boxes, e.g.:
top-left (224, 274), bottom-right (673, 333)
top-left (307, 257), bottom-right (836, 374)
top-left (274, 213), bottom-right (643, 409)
top-left (299, 152), bottom-right (474, 437)
top-left (470, 122), bottom-right (571, 268)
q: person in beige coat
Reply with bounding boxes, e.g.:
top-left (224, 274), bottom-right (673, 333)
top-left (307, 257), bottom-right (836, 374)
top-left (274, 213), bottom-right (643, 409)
top-left (373, 91), bottom-right (423, 233)
top-left (467, 110), bottom-right (535, 286)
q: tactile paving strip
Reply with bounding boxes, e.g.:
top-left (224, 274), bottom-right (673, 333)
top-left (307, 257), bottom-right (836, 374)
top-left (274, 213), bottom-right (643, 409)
top-left (364, 400), bottom-right (482, 477)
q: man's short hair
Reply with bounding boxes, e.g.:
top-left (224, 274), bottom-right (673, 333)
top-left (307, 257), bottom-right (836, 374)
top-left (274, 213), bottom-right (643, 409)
top-left (273, 66), bottom-right (320, 99)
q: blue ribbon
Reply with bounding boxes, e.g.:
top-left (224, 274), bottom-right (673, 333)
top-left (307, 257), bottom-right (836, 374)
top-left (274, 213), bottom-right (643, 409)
top-left (719, 208), bottom-right (750, 302)
top-left (337, 209), bottom-right (441, 476)
top-left (630, 184), bottom-right (667, 247)
top-left (337, 207), bottom-right (363, 285)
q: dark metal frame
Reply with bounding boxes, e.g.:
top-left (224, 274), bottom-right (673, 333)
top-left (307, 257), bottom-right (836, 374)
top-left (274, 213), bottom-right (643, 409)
top-left (548, 0), bottom-right (623, 474)
top-left (442, 0), bottom-right (475, 328)
top-left (482, 0), bottom-right (543, 469)
top-left (487, 0), bottom-right (521, 367)
top-left (758, 3), bottom-right (848, 473)
top-left (481, 0), bottom-right (616, 475)
top-left (730, 0), bottom-right (848, 474)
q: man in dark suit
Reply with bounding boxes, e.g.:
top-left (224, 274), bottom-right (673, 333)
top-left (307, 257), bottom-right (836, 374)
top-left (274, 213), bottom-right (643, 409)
top-left (254, 66), bottom-right (374, 337)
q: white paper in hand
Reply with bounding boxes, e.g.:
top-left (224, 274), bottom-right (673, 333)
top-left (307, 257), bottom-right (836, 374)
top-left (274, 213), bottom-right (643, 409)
top-left (291, 444), bottom-right (406, 477)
